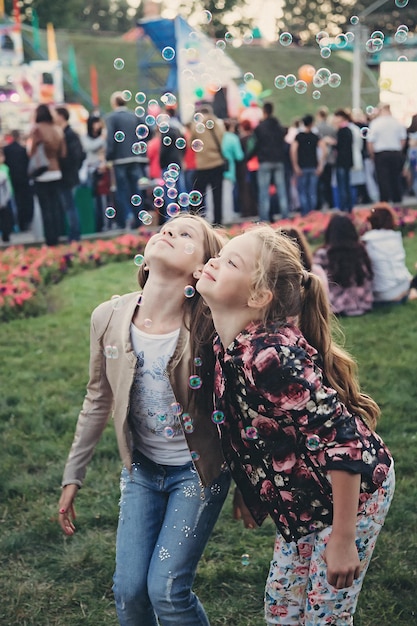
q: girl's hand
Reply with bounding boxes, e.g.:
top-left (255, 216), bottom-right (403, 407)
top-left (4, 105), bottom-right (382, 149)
top-left (233, 488), bottom-right (257, 529)
top-left (324, 533), bottom-right (361, 589)
top-left (58, 484), bottom-right (79, 536)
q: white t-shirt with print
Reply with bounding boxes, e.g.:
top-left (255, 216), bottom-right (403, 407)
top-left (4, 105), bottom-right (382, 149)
top-left (129, 323), bottom-right (191, 465)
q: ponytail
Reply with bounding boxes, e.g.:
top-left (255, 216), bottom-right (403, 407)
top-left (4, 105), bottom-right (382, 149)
top-left (299, 273), bottom-right (380, 429)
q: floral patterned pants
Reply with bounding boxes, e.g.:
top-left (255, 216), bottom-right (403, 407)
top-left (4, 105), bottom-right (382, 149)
top-left (264, 466), bottom-right (395, 625)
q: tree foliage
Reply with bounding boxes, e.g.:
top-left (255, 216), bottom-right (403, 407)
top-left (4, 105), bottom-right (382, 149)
top-left (170, 0), bottom-right (252, 39)
top-left (279, 0), bottom-right (416, 42)
top-left (4, 0), bottom-right (140, 33)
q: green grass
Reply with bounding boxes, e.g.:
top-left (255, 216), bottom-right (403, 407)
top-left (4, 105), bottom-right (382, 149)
top-left (28, 28), bottom-right (378, 124)
top-left (0, 237), bottom-right (416, 625)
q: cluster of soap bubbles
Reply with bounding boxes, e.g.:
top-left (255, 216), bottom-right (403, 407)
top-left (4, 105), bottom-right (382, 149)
top-left (274, 67), bottom-right (341, 99)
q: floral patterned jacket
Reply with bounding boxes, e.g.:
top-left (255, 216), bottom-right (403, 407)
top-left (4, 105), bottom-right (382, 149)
top-left (213, 321), bottom-right (393, 543)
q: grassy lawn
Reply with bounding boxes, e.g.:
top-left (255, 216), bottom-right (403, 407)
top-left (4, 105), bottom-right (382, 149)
top-left (0, 236), bottom-right (416, 625)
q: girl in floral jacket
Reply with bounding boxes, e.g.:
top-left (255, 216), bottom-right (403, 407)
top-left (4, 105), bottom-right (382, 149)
top-left (197, 225), bottom-right (394, 626)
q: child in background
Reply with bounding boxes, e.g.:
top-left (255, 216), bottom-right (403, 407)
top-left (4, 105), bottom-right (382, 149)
top-left (58, 214), bottom-right (230, 626)
top-left (197, 226), bottom-right (394, 626)
top-left (0, 148), bottom-right (14, 243)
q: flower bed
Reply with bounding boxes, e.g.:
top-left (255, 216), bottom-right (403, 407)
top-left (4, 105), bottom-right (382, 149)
top-left (0, 232), bottom-right (151, 322)
top-left (1, 206), bottom-right (416, 322)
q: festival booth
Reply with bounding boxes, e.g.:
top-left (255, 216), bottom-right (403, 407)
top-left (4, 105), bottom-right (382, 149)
top-left (138, 15), bottom-right (242, 122)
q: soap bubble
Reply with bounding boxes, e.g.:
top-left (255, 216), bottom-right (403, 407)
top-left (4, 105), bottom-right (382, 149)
top-left (162, 46), bottom-right (175, 61)
top-left (335, 34), bottom-right (348, 49)
top-left (244, 72), bottom-right (254, 82)
top-left (136, 124), bottom-right (149, 139)
top-left (105, 206), bottom-right (116, 218)
top-left (211, 410), bottom-right (225, 424)
top-left (241, 553), bottom-right (250, 566)
top-left (163, 136), bottom-right (172, 146)
top-left (398, 55), bottom-right (408, 62)
top-left (328, 73), bottom-right (342, 88)
top-left (320, 46), bottom-right (331, 59)
top-left (153, 186), bottom-right (164, 198)
top-left (394, 29), bottom-right (408, 44)
top-left (206, 119), bottom-right (215, 129)
top-left (191, 451), bottom-right (200, 461)
top-left (178, 192), bottom-right (190, 208)
top-left (167, 187), bottom-right (178, 199)
top-left (189, 374), bottom-right (202, 389)
top-left (131, 194), bottom-right (142, 206)
top-left (371, 30), bottom-right (385, 41)
top-left (395, 0), bottom-right (409, 6)
top-left (154, 197), bottom-right (164, 209)
top-left (285, 74), bottom-right (296, 87)
top-left (312, 90), bottom-right (321, 100)
top-left (294, 80), bottom-right (307, 94)
top-left (166, 202), bottom-right (180, 217)
top-left (122, 90), bottom-right (132, 101)
top-left (135, 91), bottom-right (146, 104)
top-left (113, 58), bottom-right (124, 70)
top-left (360, 127), bottom-right (369, 139)
top-left (171, 402), bottom-right (183, 416)
top-left (163, 426), bottom-right (175, 439)
top-left (216, 39), bottom-right (226, 50)
top-left (133, 254), bottom-right (145, 266)
top-left (135, 106), bottom-right (145, 117)
top-left (274, 75), bottom-right (286, 89)
top-left (279, 32), bottom-right (292, 46)
top-left (350, 15), bottom-right (359, 25)
top-left (138, 210), bottom-right (153, 225)
top-left (189, 190), bottom-right (203, 206)
top-left (365, 37), bottom-right (383, 53)
top-left (184, 285), bottom-right (196, 298)
top-left (315, 31), bottom-right (329, 46)
top-left (175, 137), bottom-right (187, 149)
top-left (191, 139), bottom-right (204, 152)
top-left (194, 357), bottom-right (202, 366)
top-left (114, 131), bottom-right (125, 142)
top-left (201, 9), bottom-right (212, 23)
top-left (145, 115), bottom-right (156, 126)
top-left (144, 318), bottom-right (152, 328)
top-left (132, 142), bottom-right (147, 155)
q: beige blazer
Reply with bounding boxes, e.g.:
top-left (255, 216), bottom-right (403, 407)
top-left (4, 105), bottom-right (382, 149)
top-left (62, 292), bottom-right (225, 488)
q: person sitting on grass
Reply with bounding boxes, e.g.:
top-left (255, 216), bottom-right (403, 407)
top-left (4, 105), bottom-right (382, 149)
top-left (313, 212), bottom-right (374, 316)
top-left (361, 203), bottom-right (413, 305)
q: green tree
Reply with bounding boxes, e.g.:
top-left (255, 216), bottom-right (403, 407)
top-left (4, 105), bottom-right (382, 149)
top-left (279, 0), bottom-right (416, 42)
top-left (4, 0), bottom-right (139, 33)
top-left (172, 0), bottom-right (252, 39)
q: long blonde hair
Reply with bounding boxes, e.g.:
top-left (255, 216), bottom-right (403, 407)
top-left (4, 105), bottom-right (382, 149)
top-left (249, 225), bottom-right (380, 428)
top-left (138, 214), bottom-right (225, 408)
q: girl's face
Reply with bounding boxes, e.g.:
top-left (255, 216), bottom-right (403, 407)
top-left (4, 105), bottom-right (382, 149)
top-left (144, 217), bottom-right (206, 279)
top-left (197, 232), bottom-right (258, 310)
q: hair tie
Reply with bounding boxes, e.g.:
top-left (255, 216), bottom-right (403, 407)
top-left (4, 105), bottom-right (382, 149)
top-left (301, 270), bottom-right (312, 289)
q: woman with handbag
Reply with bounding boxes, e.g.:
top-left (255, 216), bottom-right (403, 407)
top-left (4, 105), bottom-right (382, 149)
top-left (28, 104), bottom-right (66, 246)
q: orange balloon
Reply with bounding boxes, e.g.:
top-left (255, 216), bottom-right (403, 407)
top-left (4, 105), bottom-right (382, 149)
top-left (298, 64), bottom-right (316, 84)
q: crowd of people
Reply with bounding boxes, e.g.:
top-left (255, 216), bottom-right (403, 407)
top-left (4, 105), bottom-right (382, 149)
top-left (1, 96), bottom-right (417, 244)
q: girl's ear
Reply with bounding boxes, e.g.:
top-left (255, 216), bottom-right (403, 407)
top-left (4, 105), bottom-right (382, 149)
top-left (193, 264), bottom-right (204, 279)
top-left (247, 289), bottom-right (273, 310)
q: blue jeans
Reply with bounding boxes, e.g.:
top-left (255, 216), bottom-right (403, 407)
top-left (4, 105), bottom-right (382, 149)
top-left (60, 186), bottom-right (81, 241)
top-left (297, 168), bottom-right (318, 216)
top-left (113, 162), bottom-right (146, 228)
top-left (113, 451), bottom-right (231, 626)
top-left (257, 162), bottom-right (288, 221)
top-left (336, 167), bottom-right (352, 212)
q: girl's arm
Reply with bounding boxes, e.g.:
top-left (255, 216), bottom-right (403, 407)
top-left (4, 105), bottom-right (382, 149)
top-left (324, 470), bottom-right (361, 588)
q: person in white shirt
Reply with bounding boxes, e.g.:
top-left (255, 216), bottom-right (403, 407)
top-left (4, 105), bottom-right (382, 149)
top-left (362, 203), bottom-right (412, 304)
top-left (367, 104), bottom-right (406, 203)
